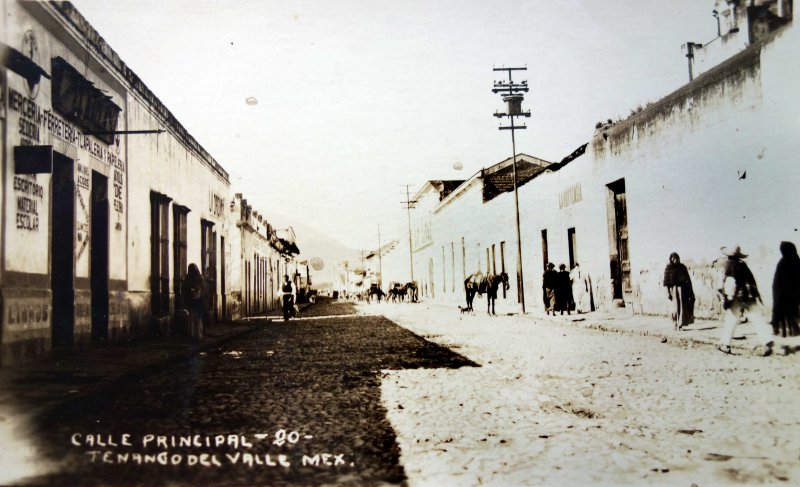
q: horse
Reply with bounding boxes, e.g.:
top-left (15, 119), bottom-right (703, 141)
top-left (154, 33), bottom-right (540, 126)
top-left (388, 282), bottom-right (405, 302)
top-left (478, 272), bottom-right (510, 315)
top-left (367, 285), bottom-right (385, 303)
top-left (404, 281), bottom-right (418, 303)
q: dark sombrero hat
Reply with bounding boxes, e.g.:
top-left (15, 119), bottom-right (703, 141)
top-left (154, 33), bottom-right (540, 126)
top-left (721, 245), bottom-right (748, 258)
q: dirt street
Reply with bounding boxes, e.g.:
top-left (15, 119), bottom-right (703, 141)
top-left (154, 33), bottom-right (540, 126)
top-left (375, 303), bottom-right (800, 486)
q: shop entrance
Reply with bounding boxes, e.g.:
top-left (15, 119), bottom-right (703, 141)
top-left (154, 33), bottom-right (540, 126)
top-left (51, 153), bottom-right (75, 349)
top-left (607, 179), bottom-right (630, 302)
top-left (91, 171), bottom-right (109, 342)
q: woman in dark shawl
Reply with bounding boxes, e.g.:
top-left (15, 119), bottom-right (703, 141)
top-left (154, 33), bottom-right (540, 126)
top-left (183, 263), bottom-right (206, 339)
top-left (554, 264), bottom-right (573, 315)
top-left (771, 241), bottom-right (800, 337)
top-left (542, 263), bottom-right (557, 315)
top-left (663, 252), bottom-right (695, 330)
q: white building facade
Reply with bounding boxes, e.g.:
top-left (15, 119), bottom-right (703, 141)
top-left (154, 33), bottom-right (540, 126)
top-left (407, 2), bottom-right (798, 319)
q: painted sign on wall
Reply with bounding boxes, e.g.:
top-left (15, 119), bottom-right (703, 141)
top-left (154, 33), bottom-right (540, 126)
top-left (14, 175), bottom-right (43, 231)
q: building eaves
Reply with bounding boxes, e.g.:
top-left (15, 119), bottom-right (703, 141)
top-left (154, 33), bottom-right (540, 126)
top-left (434, 170), bottom-right (483, 214)
top-left (49, 1), bottom-right (230, 183)
top-left (592, 23), bottom-right (785, 151)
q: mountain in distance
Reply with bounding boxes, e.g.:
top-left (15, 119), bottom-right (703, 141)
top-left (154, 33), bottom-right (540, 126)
top-left (265, 213), bottom-right (363, 288)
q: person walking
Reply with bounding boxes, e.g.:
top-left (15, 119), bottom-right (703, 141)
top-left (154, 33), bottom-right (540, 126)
top-left (542, 263), bottom-right (557, 316)
top-left (555, 264), bottom-right (573, 315)
top-left (771, 241), bottom-right (800, 338)
top-left (281, 274), bottom-right (297, 321)
top-left (184, 263), bottom-right (206, 339)
top-left (717, 245), bottom-right (774, 355)
top-left (662, 252), bottom-right (695, 331)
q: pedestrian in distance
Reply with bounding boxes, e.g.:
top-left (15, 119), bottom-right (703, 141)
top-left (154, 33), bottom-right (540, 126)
top-left (281, 274), bottom-right (297, 321)
top-left (542, 263), bottom-right (557, 316)
top-left (183, 263), bottom-right (206, 339)
top-left (717, 245), bottom-right (775, 356)
top-left (555, 264), bottom-right (573, 315)
top-left (771, 241), bottom-right (800, 338)
top-left (662, 252), bottom-right (695, 331)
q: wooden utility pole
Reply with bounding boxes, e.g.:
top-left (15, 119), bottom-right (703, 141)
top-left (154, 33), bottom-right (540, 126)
top-left (493, 66), bottom-right (530, 314)
top-left (401, 185), bottom-right (417, 283)
top-left (377, 224), bottom-right (383, 288)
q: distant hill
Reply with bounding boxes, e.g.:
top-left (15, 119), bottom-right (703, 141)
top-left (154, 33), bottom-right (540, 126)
top-left (266, 213), bottom-right (362, 288)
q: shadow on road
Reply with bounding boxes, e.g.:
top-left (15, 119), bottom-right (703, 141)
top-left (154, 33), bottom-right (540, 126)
top-left (16, 310), bottom-right (476, 486)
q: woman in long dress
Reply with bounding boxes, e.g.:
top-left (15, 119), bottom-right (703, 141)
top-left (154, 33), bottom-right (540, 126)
top-left (184, 263), bottom-right (206, 339)
top-left (570, 263), bottom-right (587, 313)
top-left (662, 252), bottom-right (695, 330)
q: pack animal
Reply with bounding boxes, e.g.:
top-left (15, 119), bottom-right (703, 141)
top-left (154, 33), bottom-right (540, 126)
top-left (478, 272), bottom-right (510, 316)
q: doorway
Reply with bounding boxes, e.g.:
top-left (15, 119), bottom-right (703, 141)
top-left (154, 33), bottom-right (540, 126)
top-left (220, 236), bottom-right (226, 318)
top-left (51, 153), bottom-right (75, 349)
top-left (567, 227), bottom-right (578, 269)
top-left (91, 171), bottom-right (109, 342)
top-left (607, 179), bottom-right (630, 302)
top-left (540, 229), bottom-right (549, 271)
top-left (428, 257), bottom-right (434, 298)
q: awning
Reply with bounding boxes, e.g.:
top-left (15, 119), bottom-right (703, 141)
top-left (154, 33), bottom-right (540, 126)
top-left (481, 158), bottom-right (550, 203)
top-left (0, 43), bottom-right (50, 87)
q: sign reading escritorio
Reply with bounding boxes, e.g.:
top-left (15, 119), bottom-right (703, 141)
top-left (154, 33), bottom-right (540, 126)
top-left (13, 175), bottom-right (43, 231)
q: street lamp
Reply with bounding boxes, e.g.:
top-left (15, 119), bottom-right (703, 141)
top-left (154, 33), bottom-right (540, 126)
top-left (492, 66), bottom-right (530, 314)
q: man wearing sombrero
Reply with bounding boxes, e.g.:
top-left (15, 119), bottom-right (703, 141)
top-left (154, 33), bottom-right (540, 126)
top-left (718, 245), bottom-right (775, 355)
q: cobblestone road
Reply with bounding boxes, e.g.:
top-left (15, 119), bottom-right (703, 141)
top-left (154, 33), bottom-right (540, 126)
top-left (20, 300), bottom-right (475, 486)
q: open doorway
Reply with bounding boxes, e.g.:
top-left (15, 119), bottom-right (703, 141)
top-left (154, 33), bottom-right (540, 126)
top-left (607, 179), bottom-right (630, 303)
top-left (567, 227), bottom-right (578, 269)
top-left (51, 153), bottom-right (75, 350)
top-left (91, 171), bottom-right (109, 342)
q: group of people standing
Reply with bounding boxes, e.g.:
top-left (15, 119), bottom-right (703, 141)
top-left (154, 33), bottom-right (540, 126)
top-left (532, 241), bottom-right (799, 356)
top-left (663, 242), bottom-right (800, 356)
top-left (542, 262), bottom-right (590, 316)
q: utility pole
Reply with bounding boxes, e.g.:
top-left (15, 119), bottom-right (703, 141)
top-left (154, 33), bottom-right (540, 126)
top-left (377, 224), bottom-right (383, 288)
top-left (401, 185), bottom-right (417, 283)
top-left (493, 66), bottom-right (530, 314)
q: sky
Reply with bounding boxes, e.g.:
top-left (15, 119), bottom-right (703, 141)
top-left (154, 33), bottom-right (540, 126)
top-left (70, 0), bottom-right (717, 250)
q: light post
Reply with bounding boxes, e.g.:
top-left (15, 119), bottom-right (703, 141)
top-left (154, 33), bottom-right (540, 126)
top-left (493, 66), bottom-right (530, 314)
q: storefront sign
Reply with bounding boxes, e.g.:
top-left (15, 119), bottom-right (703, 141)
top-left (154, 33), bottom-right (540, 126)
top-left (559, 183), bottom-right (583, 209)
top-left (13, 174), bottom-right (43, 232)
top-left (113, 170), bottom-right (124, 213)
top-left (5, 297), bottom-right (50, 332)
top-left (8, 87), bottom-right (125, 169)
top-left (209, 191), bottom-right (225, 218)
